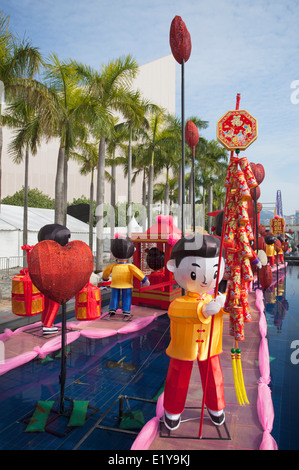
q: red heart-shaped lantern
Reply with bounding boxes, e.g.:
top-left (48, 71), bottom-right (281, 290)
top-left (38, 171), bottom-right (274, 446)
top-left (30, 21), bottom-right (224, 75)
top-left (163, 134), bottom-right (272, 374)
top-left (185, 120), bottom-right (199, 149)
top-left (250, 185), bottom-right (261, 200)
top-left (169, 16), bottom-right (191, 64)
top-left (28, 240), bottom-right (93, 304)
top-left (259, 265), bottom-right (273, 291)
top-left (250, 162), bottom-right (265, 185)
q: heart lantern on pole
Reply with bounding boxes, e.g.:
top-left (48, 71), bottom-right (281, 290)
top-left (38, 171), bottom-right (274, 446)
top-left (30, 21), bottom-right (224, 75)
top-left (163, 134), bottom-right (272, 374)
top-left (28, 240), bottom-right (93, 304)
top-left (170, 16), bottom-right (192, 236)
top-left (185, 120), bottom-right (199, 232)
top-left (169, 16), bottom-right (191, 64)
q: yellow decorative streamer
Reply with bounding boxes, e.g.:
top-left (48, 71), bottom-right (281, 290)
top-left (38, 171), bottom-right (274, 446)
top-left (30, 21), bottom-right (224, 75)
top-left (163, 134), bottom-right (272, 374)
top-left (231, 347), bottom-right (249, 405)
top-left (236, 348), bottom-right (250, 404)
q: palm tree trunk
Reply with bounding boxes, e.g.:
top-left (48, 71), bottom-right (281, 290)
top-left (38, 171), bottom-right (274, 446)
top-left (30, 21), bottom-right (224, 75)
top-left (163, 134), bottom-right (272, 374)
top-left (96, 136), bottom-right (105, 271)
top-left (23, 147), bottom-right (29, 267)
top-left (110, 160), bottom-right (116, 242)
top-left (89, 169), bottom-right (94, 252)
top-left (127, 127), bottom-right (132, 236)
top-left (55, 145), bottom-right (65, 225)
top-left (164, 167), bottom-right (169, 215)
top-left (0, 125), bottom-right (2, 208)
top-left (202, 187), bottom-right (206, 229)
top-left (63, 156), bottom-right (68, 226)
top-left (147, 150), bottom-right (154, 228)
top-left (207, 185), bottom-right (213, 233)
top-left (142, 169), bottom-right (147, 231)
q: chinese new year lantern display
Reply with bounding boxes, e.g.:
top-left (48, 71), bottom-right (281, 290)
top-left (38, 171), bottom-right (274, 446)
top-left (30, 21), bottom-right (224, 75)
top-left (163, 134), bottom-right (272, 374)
top-left (75, 282), bottom-right (101, 321)
top-left (216, 93), bottom-right (259, 408)
top-left (27, 237), bottom-right (93, 415)
top-left (37, 224), bottom-right (71, 334)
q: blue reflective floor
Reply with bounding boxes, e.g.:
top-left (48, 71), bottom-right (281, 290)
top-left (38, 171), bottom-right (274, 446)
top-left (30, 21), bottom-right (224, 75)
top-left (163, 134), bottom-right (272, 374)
top-left (264, 264), bottom-right (299, 450)
top-left (0, 313), bottom-right (170, 450)
top-left (1, 266), bottom-right (298, 450)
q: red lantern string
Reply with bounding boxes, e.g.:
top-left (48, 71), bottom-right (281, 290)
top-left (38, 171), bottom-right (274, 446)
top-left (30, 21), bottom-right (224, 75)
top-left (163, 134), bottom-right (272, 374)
top-left (199, 94), bottom-right (241, 438)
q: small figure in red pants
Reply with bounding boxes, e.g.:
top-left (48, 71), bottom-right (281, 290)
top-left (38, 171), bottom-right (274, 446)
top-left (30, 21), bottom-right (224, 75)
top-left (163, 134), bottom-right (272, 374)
top-left (163, 234), bottom-right (226, 431)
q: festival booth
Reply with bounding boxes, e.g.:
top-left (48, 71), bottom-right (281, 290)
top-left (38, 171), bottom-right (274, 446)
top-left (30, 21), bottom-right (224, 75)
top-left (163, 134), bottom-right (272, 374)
top-left (130, 215), bottom-right (182, 310)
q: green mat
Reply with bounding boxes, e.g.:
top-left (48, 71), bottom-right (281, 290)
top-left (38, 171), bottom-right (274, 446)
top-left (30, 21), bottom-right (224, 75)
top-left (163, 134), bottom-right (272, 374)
top-left (119, 410), bottom-right (145, 430)
top-left (68, 401), bottom-right (89, 427)
top-left (25, 401), bottom-right (54, 432)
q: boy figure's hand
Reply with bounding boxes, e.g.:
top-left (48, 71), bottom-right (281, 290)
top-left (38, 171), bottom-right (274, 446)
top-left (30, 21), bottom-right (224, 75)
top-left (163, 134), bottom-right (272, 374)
top-left (202, 293), bottom-right (225, 318)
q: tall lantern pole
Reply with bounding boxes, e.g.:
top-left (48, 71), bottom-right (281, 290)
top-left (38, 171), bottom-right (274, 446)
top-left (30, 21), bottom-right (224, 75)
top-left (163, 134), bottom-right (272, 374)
top-left (169, 16), bottom-right (191, 236)
top-left (185, 120), bottom-right (199, 232)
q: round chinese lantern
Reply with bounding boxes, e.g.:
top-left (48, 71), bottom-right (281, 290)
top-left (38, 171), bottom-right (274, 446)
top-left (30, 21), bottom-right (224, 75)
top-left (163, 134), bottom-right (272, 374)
top-left (259, 265), bottom-right (273, 291)
top-left (274, 239), bottom-right (282, 253)
top-left (282, 241), bottom-right (289, 253)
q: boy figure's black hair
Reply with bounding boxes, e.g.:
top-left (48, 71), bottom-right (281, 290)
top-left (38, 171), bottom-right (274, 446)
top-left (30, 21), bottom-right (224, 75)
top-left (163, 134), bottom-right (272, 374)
top-left (111, 237), bottom-right (134, 260)
top-left (170, 234), bottom-right (221, 268)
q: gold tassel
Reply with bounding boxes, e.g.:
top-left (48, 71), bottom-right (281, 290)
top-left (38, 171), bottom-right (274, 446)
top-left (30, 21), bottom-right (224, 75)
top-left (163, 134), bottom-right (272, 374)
top-left (236, 348), bottom-right (250, 404)
top-left (231, 348), bottom-right (244, 405)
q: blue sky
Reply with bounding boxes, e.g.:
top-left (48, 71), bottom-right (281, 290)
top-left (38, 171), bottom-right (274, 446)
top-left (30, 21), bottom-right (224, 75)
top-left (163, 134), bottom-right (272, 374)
top-left (2, 0), bottom-right (299, 215)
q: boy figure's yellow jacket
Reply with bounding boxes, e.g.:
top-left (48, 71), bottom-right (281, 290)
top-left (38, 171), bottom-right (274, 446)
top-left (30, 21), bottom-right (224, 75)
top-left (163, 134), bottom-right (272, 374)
top-left (103, 262), bottom-right (146, 289)
top-left (166, 291), bottom-right (225, 362)
top-left (266, 244), bottom-right (275, 257)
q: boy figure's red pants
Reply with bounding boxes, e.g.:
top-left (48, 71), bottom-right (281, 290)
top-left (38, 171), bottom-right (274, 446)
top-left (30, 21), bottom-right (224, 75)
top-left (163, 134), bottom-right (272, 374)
top-left (163, 355), bottom-right (225, 414)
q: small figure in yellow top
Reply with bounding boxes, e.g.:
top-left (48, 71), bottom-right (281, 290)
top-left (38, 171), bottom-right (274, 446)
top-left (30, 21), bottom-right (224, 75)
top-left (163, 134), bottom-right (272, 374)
top-left (163, 234), bottom-right (226, 431)
top-left (265, 234), bottom-right (277, 267)
top-left (102, 236), bottom-right (150, 319)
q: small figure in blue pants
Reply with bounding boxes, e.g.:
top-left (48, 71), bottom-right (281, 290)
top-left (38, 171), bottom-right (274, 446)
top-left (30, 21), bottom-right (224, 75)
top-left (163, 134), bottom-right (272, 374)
top-left (102, 237), bottom-right (150, 319)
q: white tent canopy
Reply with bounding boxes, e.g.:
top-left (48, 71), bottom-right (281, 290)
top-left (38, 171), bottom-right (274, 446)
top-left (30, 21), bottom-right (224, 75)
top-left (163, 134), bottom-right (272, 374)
top-left (0, 205), bottom-right (143, 260)
top-left (0, 205), bottom-right (91, 258)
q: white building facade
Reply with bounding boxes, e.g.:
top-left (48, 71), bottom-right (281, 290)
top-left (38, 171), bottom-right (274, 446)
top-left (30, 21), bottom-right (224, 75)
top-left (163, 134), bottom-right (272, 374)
top-left (1, 55), bottom-right (176, 207)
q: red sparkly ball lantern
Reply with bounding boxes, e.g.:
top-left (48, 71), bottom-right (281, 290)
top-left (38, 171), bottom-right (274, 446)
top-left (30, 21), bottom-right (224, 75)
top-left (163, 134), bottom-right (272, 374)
top-left (169, 16), bottom-right (191, 64)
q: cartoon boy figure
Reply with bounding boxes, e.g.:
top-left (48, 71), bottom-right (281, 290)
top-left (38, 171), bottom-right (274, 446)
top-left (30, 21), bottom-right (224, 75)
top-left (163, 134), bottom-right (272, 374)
top-left (102, 237), bottom-right (150, 318)
top-left (163, 234), bottom-right (226, 430)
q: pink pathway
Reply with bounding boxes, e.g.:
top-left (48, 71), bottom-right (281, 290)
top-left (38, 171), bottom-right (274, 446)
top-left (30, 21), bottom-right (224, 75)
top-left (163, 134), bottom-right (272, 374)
top-left (131, 289), bottom-right (278, 451)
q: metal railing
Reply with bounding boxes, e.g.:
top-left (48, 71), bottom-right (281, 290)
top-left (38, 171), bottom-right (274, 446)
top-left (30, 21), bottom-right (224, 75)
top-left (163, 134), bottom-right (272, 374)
top-left (0, 256), bottom-right (24, 278)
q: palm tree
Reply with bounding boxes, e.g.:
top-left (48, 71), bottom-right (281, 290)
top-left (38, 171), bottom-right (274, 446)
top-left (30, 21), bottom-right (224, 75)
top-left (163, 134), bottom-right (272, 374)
top-left (70, 140), bottom-right (98, 251)
top-left (75, 55), bottom-right (139, 269)
top-left (0, 12), bottom-right (43, 206)
top-left (2, 99), bottom-right (44, 264)
top-left (43, 54), bottom-right (93, 225)
top-left (105, 120), bottom-right (128, 239)
top-left (194, 138), bottom-right (228, 231)
top-left (131, 108), bottom-right (168, 228)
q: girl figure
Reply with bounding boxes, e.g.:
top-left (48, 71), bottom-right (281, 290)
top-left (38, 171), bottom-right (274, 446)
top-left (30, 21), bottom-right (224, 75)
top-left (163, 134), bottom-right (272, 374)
top-left (163, 234), bottom-right (226, 431)
top-left (102, 237), bottom-right (150, 319)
